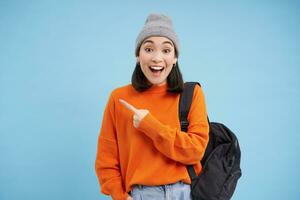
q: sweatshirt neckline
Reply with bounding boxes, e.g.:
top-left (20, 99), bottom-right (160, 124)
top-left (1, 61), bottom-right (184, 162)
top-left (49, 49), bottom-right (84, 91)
top-left (144, 83), bottom-right (168, 93)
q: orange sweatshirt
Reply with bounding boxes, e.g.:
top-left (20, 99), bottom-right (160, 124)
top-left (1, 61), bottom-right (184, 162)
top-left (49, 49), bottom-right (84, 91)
top-left (95, 83), bottom-right (209, 200)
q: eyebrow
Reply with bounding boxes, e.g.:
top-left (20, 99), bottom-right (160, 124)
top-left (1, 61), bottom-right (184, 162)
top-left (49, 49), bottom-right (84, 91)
top-left (142, 39), bottom-right (174, 47)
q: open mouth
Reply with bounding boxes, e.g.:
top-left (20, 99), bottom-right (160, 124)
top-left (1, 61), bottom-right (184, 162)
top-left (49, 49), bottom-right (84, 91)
top-left (149, 66), bottom-right (164, 75)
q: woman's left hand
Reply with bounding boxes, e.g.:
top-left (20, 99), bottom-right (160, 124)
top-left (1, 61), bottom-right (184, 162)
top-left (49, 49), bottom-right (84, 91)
top-left (119, 99), bottom-right (149, 128)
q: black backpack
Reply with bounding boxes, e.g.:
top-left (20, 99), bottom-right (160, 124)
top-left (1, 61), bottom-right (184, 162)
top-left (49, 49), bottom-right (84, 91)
top-left (179, 82), bottom-right (242, 200)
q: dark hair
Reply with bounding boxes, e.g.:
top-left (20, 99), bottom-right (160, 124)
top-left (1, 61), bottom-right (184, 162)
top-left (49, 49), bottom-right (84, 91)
top-left (131, 61), bottom-right (184, 93)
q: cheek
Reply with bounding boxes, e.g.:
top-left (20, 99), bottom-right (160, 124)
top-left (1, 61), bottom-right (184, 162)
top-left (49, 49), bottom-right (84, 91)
top-left (139, 58), bottom-right (148, 71)
top-left (138, 52), bottom-right (151, 63)
top-left (166, 65), bottom-right (174, 74)
top-left (140, 63), bottom-right (149, 75)
top-left (166, 57), bottom-right (176, 67)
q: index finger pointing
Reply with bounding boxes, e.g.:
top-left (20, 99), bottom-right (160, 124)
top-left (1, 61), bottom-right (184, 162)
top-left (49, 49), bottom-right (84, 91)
top-left (119, 99), bottom-right (138, 113)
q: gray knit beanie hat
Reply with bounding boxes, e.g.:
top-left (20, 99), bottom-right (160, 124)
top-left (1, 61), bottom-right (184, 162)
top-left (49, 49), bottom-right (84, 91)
top-left (135, 13), bottom-right (179, 57)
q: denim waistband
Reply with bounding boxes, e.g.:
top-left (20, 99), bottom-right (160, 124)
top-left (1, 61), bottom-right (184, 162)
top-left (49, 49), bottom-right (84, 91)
top-left (133, 181), bottom-right (187, 190)
top-left (131, 181), bottom-right (191, 200)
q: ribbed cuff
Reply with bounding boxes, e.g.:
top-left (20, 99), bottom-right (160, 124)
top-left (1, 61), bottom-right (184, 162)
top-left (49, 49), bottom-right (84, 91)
top-left (137, 113), bottom-right (168, 140)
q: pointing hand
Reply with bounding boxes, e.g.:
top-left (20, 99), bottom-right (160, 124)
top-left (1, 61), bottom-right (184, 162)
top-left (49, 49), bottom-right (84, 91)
top-left (119, 99), bottom-right (149, 128)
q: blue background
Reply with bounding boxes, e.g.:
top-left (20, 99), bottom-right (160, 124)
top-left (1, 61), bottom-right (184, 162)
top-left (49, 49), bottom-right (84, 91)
top-left (1, 1), bottom-right (299, 199)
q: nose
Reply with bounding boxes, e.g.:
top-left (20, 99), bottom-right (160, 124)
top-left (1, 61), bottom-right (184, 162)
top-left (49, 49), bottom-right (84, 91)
top-left (151, 51), bottom-right (163, 63)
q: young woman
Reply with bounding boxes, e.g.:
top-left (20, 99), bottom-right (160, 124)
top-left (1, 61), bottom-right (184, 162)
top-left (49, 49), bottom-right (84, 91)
top-left (95, 13), bottom-right (209, 200)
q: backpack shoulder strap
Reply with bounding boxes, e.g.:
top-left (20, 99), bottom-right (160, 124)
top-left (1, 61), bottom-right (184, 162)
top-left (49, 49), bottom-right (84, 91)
top-left (179, 82), bottom-right (201, 132)
top-left (179, 81), bottom-right (201, 180)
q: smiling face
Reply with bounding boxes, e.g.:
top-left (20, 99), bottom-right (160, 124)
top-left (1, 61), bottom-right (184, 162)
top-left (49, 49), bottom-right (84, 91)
top-left (137, 36), bottom-right (178, 86)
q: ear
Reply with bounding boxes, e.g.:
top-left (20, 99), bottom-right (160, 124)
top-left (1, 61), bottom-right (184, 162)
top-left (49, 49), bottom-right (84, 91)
top-left (174, 57), bottom-right (178, 65)
top-left (136, 56), bottom-right (140, 63)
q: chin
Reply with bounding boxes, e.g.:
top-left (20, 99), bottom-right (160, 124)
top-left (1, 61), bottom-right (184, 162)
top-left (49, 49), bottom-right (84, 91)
top-left (146, 74), bottom-right (167, 85)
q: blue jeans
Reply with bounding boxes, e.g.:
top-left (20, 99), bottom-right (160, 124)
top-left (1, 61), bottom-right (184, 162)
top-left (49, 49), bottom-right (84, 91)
top-left (131, 181), bottom-right (192, 200)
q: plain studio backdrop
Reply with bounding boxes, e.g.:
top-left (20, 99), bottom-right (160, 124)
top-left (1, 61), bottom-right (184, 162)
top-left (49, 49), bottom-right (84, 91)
top-left (1, 1), bottom-right (299, 200)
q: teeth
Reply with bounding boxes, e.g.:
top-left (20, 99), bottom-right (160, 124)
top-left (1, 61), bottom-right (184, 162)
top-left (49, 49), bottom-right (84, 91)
top-left (150, 66), bottom-right (164, 70)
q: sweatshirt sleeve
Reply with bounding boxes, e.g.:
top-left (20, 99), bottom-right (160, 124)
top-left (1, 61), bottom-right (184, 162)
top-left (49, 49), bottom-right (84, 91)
top-left (95, 93), bottom-right (129, 200)
top-left (137, 85), bottom-right (209, 165)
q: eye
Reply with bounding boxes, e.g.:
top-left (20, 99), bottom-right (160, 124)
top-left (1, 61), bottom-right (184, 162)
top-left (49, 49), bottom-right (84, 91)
top-left (163, 49), bottom-right (171, 54)
top-left (144, 47), bottom-right (153, 53)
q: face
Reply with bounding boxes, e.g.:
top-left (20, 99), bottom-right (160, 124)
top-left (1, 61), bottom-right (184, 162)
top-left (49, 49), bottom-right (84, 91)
top-left (137, 36), bottom-right (177, 86)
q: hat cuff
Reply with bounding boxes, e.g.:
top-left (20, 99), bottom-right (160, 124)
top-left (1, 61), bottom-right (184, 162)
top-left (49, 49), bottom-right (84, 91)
top-left (135, 27), bottom-right (179, 57)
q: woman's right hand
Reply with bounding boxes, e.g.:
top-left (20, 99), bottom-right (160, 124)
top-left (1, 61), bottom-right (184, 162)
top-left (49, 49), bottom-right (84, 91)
top-left (119, 99), bottom-right (149, 128)
top-left (127, 195), bottom-right (133, 200)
